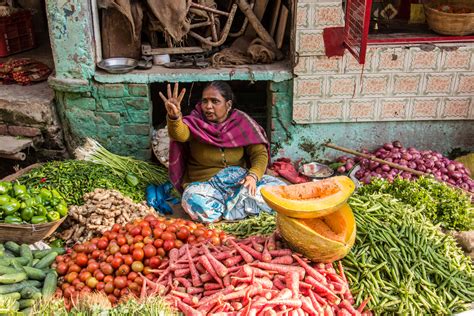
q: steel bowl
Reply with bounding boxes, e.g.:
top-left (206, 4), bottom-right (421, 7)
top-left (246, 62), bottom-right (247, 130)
top-left (299, 162), bottom-right (334, 180)
top-left (97, 58), bottom-right (138, 74)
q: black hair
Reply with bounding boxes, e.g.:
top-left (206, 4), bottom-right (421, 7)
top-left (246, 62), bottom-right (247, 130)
top-left (203, 81), bottom-right (237, 106)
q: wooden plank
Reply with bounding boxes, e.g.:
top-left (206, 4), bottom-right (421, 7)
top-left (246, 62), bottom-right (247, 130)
top-left (0, 136), bottom-right (32, 155)
top-left (245, 0), bottom-right (270, 36)
top-left (269, 0), bottom-right (282, 37)
top-left (275, 5), bottom-right (288, 49)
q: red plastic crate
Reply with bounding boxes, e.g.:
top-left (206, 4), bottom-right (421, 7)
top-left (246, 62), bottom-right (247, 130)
top-left (0, 10), bottom-right (36, 57)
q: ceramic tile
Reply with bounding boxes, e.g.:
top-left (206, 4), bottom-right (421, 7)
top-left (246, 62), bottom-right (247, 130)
top-left (313, 4), bottom-right (344, 28)
top-left (455, 74), bottom-right (474, 95)
top-left (295, 77), bottom-right (324, 97)
top-left (311, 56), bottom-right (342, 74)
top-left (376, 48), bottom-right (407, 72)
top-left (314, 100), bottom-right (345, 122)
top-left (392, 74), bottom-right (422, 96)
top-left (296, 3), bottom-right (311, 29)
top-left (293, 100), bottom-right (313, 123)
top-left (327, 75), bottom-right (357, 97)
top-left (361, 75), bottom-right (390, 96)
top-left (423, 74), bottom-right (454, 95)
top-left (410, 98), bottom-right (440, 119)
top-left (296, 30), bottom-right (325, 54)
top-left (379, 99), bottom-right (409, 120)
top-left (343, 48), bottom-right (374, 73)
top-left (442, 48), bottom-right (472, 71)
top-left (409, 48), bottom-right (440, 71)
top-left (348, 99), bottom-right (378, 121)
top-left (294, 56), bottom-right (311, 75)
top-left (441, 98), bottom-right (471, 119)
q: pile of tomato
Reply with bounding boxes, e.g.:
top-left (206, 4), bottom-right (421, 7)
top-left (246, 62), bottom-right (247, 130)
top-left (54, 215), bottom-right (226, 304)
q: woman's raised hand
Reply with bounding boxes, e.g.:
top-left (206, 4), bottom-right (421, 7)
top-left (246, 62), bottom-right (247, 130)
top-left (159, 83), bottom-right (186, 120)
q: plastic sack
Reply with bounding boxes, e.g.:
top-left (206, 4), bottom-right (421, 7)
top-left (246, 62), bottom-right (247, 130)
top-left (146, 182), bottom-right (179, 215)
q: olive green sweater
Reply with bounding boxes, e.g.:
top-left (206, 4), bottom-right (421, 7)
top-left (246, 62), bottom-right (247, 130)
top-left (167, 117), bottom-right (268, 186)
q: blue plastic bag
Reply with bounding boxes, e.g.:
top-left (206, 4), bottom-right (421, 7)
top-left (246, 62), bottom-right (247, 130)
top-left (146, 182), bottom-right (179, 215)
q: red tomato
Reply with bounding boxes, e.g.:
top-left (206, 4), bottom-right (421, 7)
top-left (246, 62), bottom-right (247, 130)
top-left (100, 263), bottom-right (114, 275)
top-left (161, 232), bottom-right (175, 241)
top-left (149, 256), bottom-right (161, 269)
top-left (111, 257), bottom-right (123, 270)
top-left (129, 227), bottom-right (141, 237)
top-left (144, 214), bottom-right (157, 222)
top-left (108, 244), bottom-right (120, 255)
top-left (90, 237), bottom-right (100, 245)
top-left (86, 277), bottom-right (98, 289)
top-left (141, 227), bottom-right (152, 237)
top-left (113, 288), bottom-right (121, 297)
top-left (143, 258), bottom-right (150, 266)
top-left (133, 242), bottom-right (144, 250)
top-left (63, 287), bottom-right (76, 299)
top-left (97, 238), bottom-right (109, 250)
top-left (135, 277), bottom-right (143, 286)
top-left (114, 276), bottom-right (127, 289)
top-left (94, 270), bottom-right (105, 281)
top-left (104, 282), bottom-right (114, 294)
top-left (120, 244), bottom-right (130, 254)
top-left (174, 240), bottom-right (184, 249)
top-left (197, 236), bottom-right (206, 243)
top-left (163, 240), bottom-right (175, 251)
top-left (143, 244), bottom-right (156, 258)
top-left (106, 255), bottom-right (114, 264)
top-left (116, 264), bottom-right (130, 276)
top-left (149, 220), bottom-right (159, 229)
top-left (56, 255), bottom-right (65, 263)
top-left (128, 282), bottom-right (140, 292)
top-left (87, 262), bottom-right (100, 273)
top-left (68, 264), bottom-right (81, 273)
top-left (73, 244), bottom-right (85, 253)
top-left (176, 227), bottom-right (190, 241)
top-left (61, 283), bottom-right (70, 291)
top-left (72, 278), bottom-right (81, 286)
top-left (116, 235), bottom-right (127, 246)
top-left (187, 235), bottom-right (196, 244)
top-left (166, 225), bottom-right (178, 233)
top-left (157, 248), bottom-right (166, 257)
top-left (112, 223), bottom-right (122, 233)
top-left (56, 263), bottom-right (68, 276)
top-left (143, 236), bottom-right (153, 245)
top-left (120, 287), bottom-right (131, 297)
top-left (96, 281), bottom-right (105, 291)
top-left (123, 255), bottom-right (133, 266)
top-left (87, 243), bottom-right (98, 253)
top-left (108, 294), bottom-right (117, 304)
top-left (79, 271), bottom-right (92, 282)
top-left (153, 228), bottom-right (163, 239)
top-left (153, 239), bottom-right (163, 248)
top-left (65, 272), bottom-right (78, 284)
top-left (204, 230), bottom-right (213, 239)
top-left (104, 275), bottom-right (113, 284)
top-left (108, 232), bottom-right (118, 241)
top-left (193, 229), bottom-right (205, 237)
top-left (133, 235), bottom-right (144, 243)
top-left (132, 249), bottom-right (144, 261)
top-left (210, 235), bottom-right (221, 246)
top-left (131, 261), bottom-right (144, 272)
top-left (143, 266), bottom-right (153, 275)
top-left (127, 271), bottom-right (138, 280)
top-left (91, 250), bottom-right (102, 260)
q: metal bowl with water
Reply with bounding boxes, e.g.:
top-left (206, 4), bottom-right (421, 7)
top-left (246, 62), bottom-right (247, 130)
top-left (299, 162), bottom-right (334, 180)
top-left (97, 58), bottom-right (138, 74)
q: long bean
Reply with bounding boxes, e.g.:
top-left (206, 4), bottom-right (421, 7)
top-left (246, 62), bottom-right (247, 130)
top-left (345, 193), bottom-right (474, 315)
top-left (212, 211), bottom-right (276, 238)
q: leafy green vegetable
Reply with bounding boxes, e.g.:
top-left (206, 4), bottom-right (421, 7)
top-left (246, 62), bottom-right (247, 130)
top-left (18, 160), bottom-right (146, 205)
top-left (358, 176), bottom-right (473, 231)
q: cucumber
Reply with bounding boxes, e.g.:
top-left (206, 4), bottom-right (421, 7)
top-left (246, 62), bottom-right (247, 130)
top-left (20, 245), bottom-right (33, 266)
top-left (10, 259), bottom-right (24, 271)
top-left (4, 241), bottom-right (21, 255)
top-left (3, 249), bottom-right (16, 258)
top-left (0, 282), bottom-right (25, 294)
top-left (31, 259), bottom-right (39, 266)
top-left (20, 307), bottom-right (33, 315)
top-left (0, 257), bottom-right (29, 267)
top-left (12, 301), bottom-right (20, 311)
top-left (20, 286), bottom-right (40, 299)
top-left (34, 252), bottom-right (58, 270)
top-left (32, 248), bottom-right (65, 260)
top-left (0, 265), bottom-right (20, 275)
top-left (0, 272), bottom-right (27, 284)
top-left (42, 271), bottom-right (57, 298)
top-left (18, 299), bottom-right (35, 309)
top-left (22, 266), bottom-right (45, 281)
top-left (0, 292), bottom-right (21, 300)
top-left (24, 280), bottom-right (41, 288)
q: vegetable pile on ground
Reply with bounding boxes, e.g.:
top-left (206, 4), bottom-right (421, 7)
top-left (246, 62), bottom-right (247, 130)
top-left (212, 211), bottom-right (276, 239)
top-left (0, 241), bottom-right (64, 315)
top-left (58, 189), bottom-right (155, 245)
top-left (55, 215), bottom-right (227, 305)
top-left (18, 160), bottom-right (146, 205)
top-left (161, 234), bottom-right (366, 315)
top-left (0, 181), bottom-right (67, 225)
top-left (338, 140), bottom-right (473, 192)
top-left (358, 177), bottom-right (473, 231)
top-left (344, 193), bottom-right (474, 315)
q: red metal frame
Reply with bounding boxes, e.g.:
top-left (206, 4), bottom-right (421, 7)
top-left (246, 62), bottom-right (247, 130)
top-left (343, 0), bottom-right (373, 64)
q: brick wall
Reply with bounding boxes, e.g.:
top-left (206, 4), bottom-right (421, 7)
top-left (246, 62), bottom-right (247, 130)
top-left (293, 0), bottom-right (474, 124)
top-left (55, 83), bottom-right (152, 160)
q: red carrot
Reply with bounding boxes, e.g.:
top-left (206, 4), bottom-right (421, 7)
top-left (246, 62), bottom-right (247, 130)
top-left (272, 288), bottom-right (292, 301)
top-left (340, 300), bottom-right (359, 316)
top-left (203, 246), bottom-right (229, 277)
top-left (224, 255), bottom-right (243, 267)
top-left (228, 239), bottom-right (254, 263)
top-left (306, 276), bottom-right (340, 304)
top-left (174, 268), bottom-right (190, 277)
top-left (261, 240), bottom-right (272, 262)
top-left (223, 274), bottom-right (231, 287)
top-left (196, 262), bottom-right (206, 274)
top-left (273, 278), bottom-right (286, 290)
top-left (308, 290), bottom-right (325, 313)
top-left (253, 262), bottom-right (305, 280)
top-left (227, 266), bottom-right (242, 273)
top-left (199, 255), bottom-right (223, 287)
top-left (175, 277), bottom-right (192, 288)
top-left (251, 237), bottom-right (264, 252)
top-left (292, 255), bottom-right (326, 284)
top-left (343, 289), bottom-right (355, 305)
top-left (200, 272), bottom-right (213, 283)
top-left (203, 289), bottom-right (220, 297)
top-left (338, 261), bottom-right (347, 283)
top-left (266, 299), bottom-right (302, 308)
top-left (187, 287), bottom-right (204, 295)
top-left (197, 286), bottom-right (234, 306)
top-left (176, 300), bottom-right (203, 316)
top-left (264, 309), bottom-right (277, 316)
top-left (241, 265), bottom-right (272, 278)
top-left (286, 271), bottom-right (300, 298)
top-left (204, 283), bottom-right (222, 291)
top-left (267, 232), bottom-right (276, 251)
top-left (327, 272), bottom-right (345, 285)
top-left (185, 245), bottom-right (202, 287)
top-left (357, 297), bottom-right (371, 313)
top-left (213, 250), bottom-right (236, 261)
top-left (269, 249), bottom-right (292, 257)
top-left (337, 309), bottom-right (352, 316)
top-left (238, 243), bottom-right (263, 261)
top-left (232, 276), bottom-right (273, 289)
top-left (331, 282), bottom-right (346, 294)
top-left (270, 255), bottom-right (294, 265)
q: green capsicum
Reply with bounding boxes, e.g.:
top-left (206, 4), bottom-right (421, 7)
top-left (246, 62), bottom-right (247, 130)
top-left (126, 173), bottom-right (139, 187)
top-left (24, 197), bottom-right (36, 208)
top-left (2, 198), bottom-right (20, 215)
top-left (0, 195), bottom-right (9, 206)
top-left (34, 204), bottom-right (47, 217)
top-left (51, 189), bottom-right (63, 200)
top-left (0, 182), bottom-right (12, 195)
top-left (46, 211), bottom-right (60, 222)
top-left (39, 188), bottom-right (52, 201)
top-left (31, 216), bottom-right (47, 224)
top-left (21, 207), bottom-right (34, 221)
top-left (50, 239), bottom-right (64, 248)
top-left (13, 183), bottom-right (27, 197)
top-left (4, 215), bottom-right (22, 224)
top-left (55, 203), bottom-right (68, 217)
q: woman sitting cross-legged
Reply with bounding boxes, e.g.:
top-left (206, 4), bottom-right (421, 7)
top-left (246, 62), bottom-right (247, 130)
top-left (161, 81), bottom-right (284, 223)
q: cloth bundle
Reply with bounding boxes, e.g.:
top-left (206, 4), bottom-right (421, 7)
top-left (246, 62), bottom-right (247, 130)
top-left (269, 157), bottom-right (310, 184)
top-left (0, 58), bottom-right (51, 85)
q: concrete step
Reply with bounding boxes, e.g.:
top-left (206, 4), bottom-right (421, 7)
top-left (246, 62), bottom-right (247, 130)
top-left (0, 135), bottom-right (33, 160)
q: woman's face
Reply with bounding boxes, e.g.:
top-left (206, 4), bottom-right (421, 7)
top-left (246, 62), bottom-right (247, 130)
top-left (201, 86), bottom-right (231, 123)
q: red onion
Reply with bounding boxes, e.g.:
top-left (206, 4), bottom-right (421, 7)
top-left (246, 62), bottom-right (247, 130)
top-left (337, 166), bottom-right (346, 173)
top-left (408, 162), bottom-right (417, 169)
top-left (383, 143), bottom-right (394, 150)
top-left (345, 163), bottom-right (354, 170)
top-left (381, 164), bottom-right (390, 172)
top-left (392, 140), bottom-right (402, 148)
top-left (447, 164), bottom-right (456, 172)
